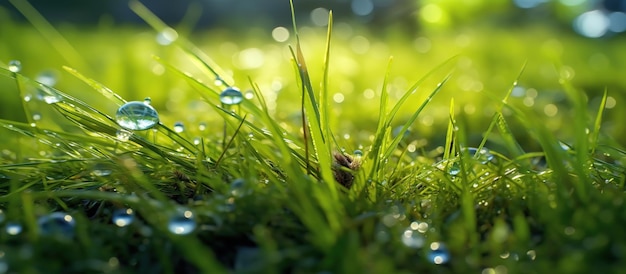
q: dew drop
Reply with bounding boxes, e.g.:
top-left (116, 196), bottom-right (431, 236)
top-left (220, 87), bottom-right (244, 105)
top-left (92, 164), bottom-right (112, 176)
top-left (32, 113), bottom-right (42, 121)
top-left (116, 101), bottom-right (160, 130)
top-left (193, 137), bottom-right (201, 145)
top-left (427, 242), bottom-right (450, 264)
top-left (198, 122), bottom-right (207, 131)
top-left (37, 85), bottom-right (62, 104)
top-left (8, 60), bottom-right (21, 73)
top-left (116, 129), bottom-right (132, 142)
top-left (449, 163), bottom-right (461, 176)
top-left (173, 122), bottom-right (185, 133)
top-left (143, 97), bottom-right (152, 105)
top-left (156, 27), bottom-right (178, 45)
top-left (24, 94), bottom-right (32, 102)
top-left (38, 212), bottom-right (76, 237)
top-left (5, 222), bottom-right (22, 235)
top-left (466, 147), bottom-right (494, 164)
top-left (168, 210), bottom-right (196, 235)
top-left (401, 227), bottom-right (425, 248)
top-left (353, 150), bottom-right (363, 157)
top-left (214, 77), bottom-right (224, 86)
top-left (112, 208), bottom-right (135, 227)
top-left (36, 70), bottom-right (58, 86)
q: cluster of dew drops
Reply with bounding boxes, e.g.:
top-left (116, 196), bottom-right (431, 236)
top-left (0, 207), bottom-right (197, 237)
top-left (114, 85), bottom-right (244, 140)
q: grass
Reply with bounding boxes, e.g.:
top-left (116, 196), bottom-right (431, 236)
top-left (1, 1), bottom-right (626, 273)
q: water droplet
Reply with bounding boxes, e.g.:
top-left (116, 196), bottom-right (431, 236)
top-left (220, 87), bottom-right (244, 105)
top-left (353, 150), bottom-right (363, 157)
top-left (24, 94), bottom-right (32, 102)
top-left (116, 129), bottom-right (132, 142)
top-left (214, 77), bottom-right (224, 86)
top-left (38, 212), bottom-right (76, 237)
top-left (156, 27), bottom-right (178, 45)
top-left (8, 60), bottom-right (21, 73)
top-left (0, 209), bottom-right (4, 223)
top-left (168, 210), bottom-right (196, 235)
top-left (401, 227), bottom-right (425, 248)
top-left (198, 122), bottom-right (207, 131)
top-left (466, 147), bottom-right (494, 164)
top-left (428, 242), bottom-right (450, 264)
top-left (173, 122), bottom-right (185, 133)
top-left (112, 208), bottom-right (135, 227)
top-left (143, 97), bottom-right (152, 105)
top-left (449, 163), bottom-right (461, 176)
top-left (116, 101), bottom-right (160, 130)
top-left (92, 164), bottom-right (112, 176)
top-left (37, 85), bottom-right (62, 104)
top-left (36, 70), bottom-right (58, 86)
top-left (193, 137), bottom-right (201, 145)
top-left (32, 113), bottom-right (42, 121)
top-left (5, 222), bottom-right (22, 235)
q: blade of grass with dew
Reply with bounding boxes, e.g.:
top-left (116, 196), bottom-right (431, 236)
top-left (381, 74), bottom-right (451, 161)
top-left (8, 0), bottom-right (88, 70)
top-left (590, 88), bottom-right (608, 154)
top-left (365, 57), bottom-right (392, 183)
top-left (63, 66), bottom-right (127, 105)
top-left (557, 64), bottom-right (591, 202)
top-left (479, 63), bottom-right (528, 159)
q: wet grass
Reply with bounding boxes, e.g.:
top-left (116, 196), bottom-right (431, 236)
top-left (1, 1), bottom-right (626, 273)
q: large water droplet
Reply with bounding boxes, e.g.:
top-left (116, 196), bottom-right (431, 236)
top-left (168, 210), bottom-right (196, 235)
top-left (220, 87), bottom-right (244, 105)
top-left (116, 129), bottom-right (132, 142)
top-left (401, 227), bottom-right (425, 248)
top-left (427, 242), bottom-right (450, 264)
top-left (5, 222), bottom-right (22, 235)
top-left (112, 208), bottom-right (135, 227)
top-left (116, 101), bottom-right (160, 131)
top-left (8, 60), bottom-right (21, 73)
top-left (173, 122), bottom-right (185, 133)
top-left (38, 212), bottom-right (76, 237)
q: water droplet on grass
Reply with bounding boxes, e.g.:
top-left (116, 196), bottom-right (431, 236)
top-left (116, 129), bottom-right (132, 142)
top-left (168, 210), bottom-right (196, 235)
top-left (112, 209), bottom-right (135, 227)
top-left (214, 77), bottom-right (224, 86)
top-left (36, 70), bottom-right (58, 86)
top-left (32, 113), bottom-right (41, 121)
top-left (230, 178), bottom-right (246, 196)
top-left (116, 101), bottom-right (159, 130)
top-left (156, 28), bottom-right (178, 45)
top-left (92, 165), bottom-right (112, 176)
top-left (198, 122), bottom-right (207, 131)
top-left (466, 147), bottom-right (494, 164)
top-left (143, 97), bottom-right (152, 105)
top-left (173, 122), bottom-right (185, 133)
top-left (37, 85), bottom-right (62, 104)
top-left (38, 212), bottom-right (76, 237)
top-left (449, 163), bottom-right (461, 176)
top-left (8, 60), bottom-right (21, 73)
top-left (427, 242), bottom-right (450, 264)
top-left (353, 150), bottom-right (363, 157)
top-left (24, 94), bottom-right (32, 102)
top-left (5, 222), bottom-right (22, 235)
top-left (220, 87), bottom-right (243, 105)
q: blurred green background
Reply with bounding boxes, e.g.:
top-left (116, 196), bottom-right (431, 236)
top-left (1, 0), bottom-right (625, 152)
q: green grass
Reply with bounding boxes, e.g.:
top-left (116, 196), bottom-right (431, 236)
top-left (1, 1), bottom-right (626, 273)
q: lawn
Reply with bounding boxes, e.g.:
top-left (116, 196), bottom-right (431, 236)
top-left (1, 1), bottom-right (626, 273)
